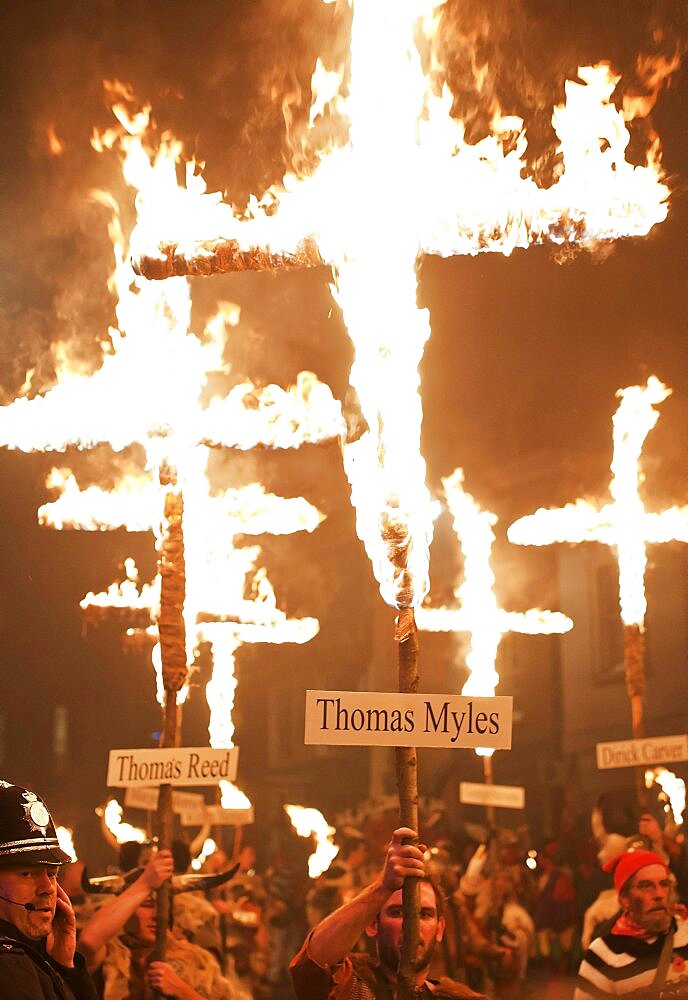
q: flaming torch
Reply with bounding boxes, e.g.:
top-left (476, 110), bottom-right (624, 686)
top-left (127, 4), bottom-right (674, 993)
top-left (417, 469), bottom-right (572, 826)
top-left (508, 378), bottom-right (688, 804)
top-left (285, 804), bottom-right (340, 878)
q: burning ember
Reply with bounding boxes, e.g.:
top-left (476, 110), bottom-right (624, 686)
top-left (645, 767), bottom-right (686, 826)
top-left (191, 837), bottom-right (217, 872)
top-left (417, 469), bottom-right (572, 754)
top-left (99, 798), bottom-right (147, 846)
top-left (56, 826), bottom-right (77, 863)
top-left (285, 804), bottom-right (339, 878)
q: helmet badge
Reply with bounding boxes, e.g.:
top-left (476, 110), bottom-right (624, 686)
top-left (22, 791), bottom-right (51, 835)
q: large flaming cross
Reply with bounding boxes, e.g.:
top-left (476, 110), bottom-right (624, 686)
top-left (508, 377), bottom-right (688, 801)
top-left (131, 2), bottom-right (670, 992)
top-left (416, 469), bottom-right (572, 825)
top-left (0, 108), bottom-right (344, 831)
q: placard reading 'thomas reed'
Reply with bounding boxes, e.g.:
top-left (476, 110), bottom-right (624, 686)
top-left (305, 691), bottom-right (512, 749)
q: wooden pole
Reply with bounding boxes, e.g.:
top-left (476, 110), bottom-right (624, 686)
top-left (154, 468), bottom-right (188, 966)
top-left (395, 607), bottom-right (420, 1000)
top-left (482, 753), bottom-right (500, 874)
top-left (624, 623), bottom-right (647, 809)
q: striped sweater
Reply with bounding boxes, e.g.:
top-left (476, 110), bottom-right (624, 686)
top-left (575, 915), bottom-right (688, 997)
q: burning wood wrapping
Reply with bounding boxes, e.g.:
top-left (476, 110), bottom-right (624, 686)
top-left (623, 624), bottom-right (645, 704)
top-left (158, 488), bottom-right (187, 694)
top-left (81, 606), bottom-right (153, 629)
top-left (132, 236), bottom-right (325, 280)
top-left (624, 623), bottom-right (647, 808)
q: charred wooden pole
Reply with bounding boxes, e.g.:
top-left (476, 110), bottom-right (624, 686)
top-left (624, 623), bottom-right (647, 809)
top-left (154, 464), bottom-right (188, 965)
top-left (132, 236), bottom-right (324, 280)
top-left (395, 606), bottom-right (421, 1000)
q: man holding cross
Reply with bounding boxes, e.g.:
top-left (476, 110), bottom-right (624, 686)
top-left (290, 826), bottom-right (487, 999)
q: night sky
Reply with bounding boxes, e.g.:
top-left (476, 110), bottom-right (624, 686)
top-left (0, 0), bottom-right (686, 862)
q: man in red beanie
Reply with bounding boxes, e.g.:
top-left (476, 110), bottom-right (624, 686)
top-left (575, 848), bottom-right (688, 998)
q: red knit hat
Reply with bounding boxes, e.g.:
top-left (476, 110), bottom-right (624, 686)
top-left (603, 849), bottom-right (668, 894)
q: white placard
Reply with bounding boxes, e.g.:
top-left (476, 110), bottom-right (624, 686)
top-left (460, 781), bottom-right (525, 810)
top-left (124, 787), bottom-right (206, 813)
top-left (178, 804), bottom-right (255, 827)
top-left (107, 748), bottom-right (239, 788)
top-left (596, 734), bottom-right (688, 770)
top-left (305, 691), bottom-right (512, 749)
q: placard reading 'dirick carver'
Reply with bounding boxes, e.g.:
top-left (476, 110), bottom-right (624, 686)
top-left (596, 734), bottom-right (688, 770)
top-left (460, 782), bottom-right (525, 810)
top-left (107, 748), bottom-right (239, 788)
top-left (305, 691), bottom-right (512, 749)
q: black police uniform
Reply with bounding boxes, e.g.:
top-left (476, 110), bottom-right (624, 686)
top-left (0, 917), bottom-right (98, 999)
top-left (0, 782), bottom-right (98, 999)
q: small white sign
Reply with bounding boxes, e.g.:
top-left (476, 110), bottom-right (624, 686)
top-left (596, 734), bottom-right (688, 770)
top-left (178, 805), bottom-right (255, 827)
top-left (107, 748), bottom-right (239, 788)
top-left (305, 691), bottom-right (512, 750)
top-left (124, 787), bottom-right (206, 813)
top-left (460, 781), bottom-right (525, 810)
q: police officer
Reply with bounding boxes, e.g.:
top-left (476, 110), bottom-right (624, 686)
top-left (0, 779), bottom-right (97, 999)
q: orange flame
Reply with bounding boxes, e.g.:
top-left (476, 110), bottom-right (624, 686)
top-left (0, 84), bottom-right (342, 805)
top-left (508, 378), bottom-right (688, 629)
top-left (285, 804), bottom-right (339, 878)
top-left (129, 4), bottom-right (671, 613)
top-left (417, 469), bottom-right (572, 753)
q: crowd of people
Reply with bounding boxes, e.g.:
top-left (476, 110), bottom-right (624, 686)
top-left (0, 778), bottom-right (686, 999)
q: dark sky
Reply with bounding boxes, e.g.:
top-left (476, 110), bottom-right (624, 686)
top-left (0, 1), bottom-right (686, 858)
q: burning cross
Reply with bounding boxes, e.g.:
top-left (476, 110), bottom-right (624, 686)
top-left (508, 376), bottom-right (688, 767)
top-left (418, 468), bottom-right (572, 692)
top-left (416, 468), bottom-right (572, 749)
top-left (131, 2), bottom-right (670, 619)
top-left (0, 102), bottom-right (344, 810)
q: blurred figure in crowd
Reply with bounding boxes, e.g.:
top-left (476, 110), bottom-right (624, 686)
top-left (78, 849), bottom-right (244, 999)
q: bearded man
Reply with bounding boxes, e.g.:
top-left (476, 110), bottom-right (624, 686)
top-left (290, 826), bottom-right (488, 999)
top-left (0, 780), bottom-right (98, 999)
top-left (575, 848), bottom-right (688, 998)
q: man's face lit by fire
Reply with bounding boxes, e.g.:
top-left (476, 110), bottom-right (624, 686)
top-left (366, 881), bottom-right (444, 980)
top-left (129, 895), bottom-right (157, 946)
top-left (620, 863), bottom-right (672, 935)
top-left (0, 864), bottom-right (59, 939)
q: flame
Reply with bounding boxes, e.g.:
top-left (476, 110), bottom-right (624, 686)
top-left (101, 798), bottom-right (147, 845)
top-left (508, 377), bottom-right (688, 629)
top-left (129, 4), bottom-right (671, 614)
top-left (191, 837), bottom-right (217, 871)
top-left (0, 85), bottom-right (341, 807)
top-left (56, 826), bottom-right (77, 862)
top-left (417, 469), bottom-right (572, 754)
top-left (285, 804), bottom-right (340, 878)
top-left (46, 124), bottom-right (65, 156)
top-left (645, 767), bottom-right (686, 826)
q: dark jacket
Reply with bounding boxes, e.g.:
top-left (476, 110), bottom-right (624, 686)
top-left (0, 918), bottom-right (98, 1000)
